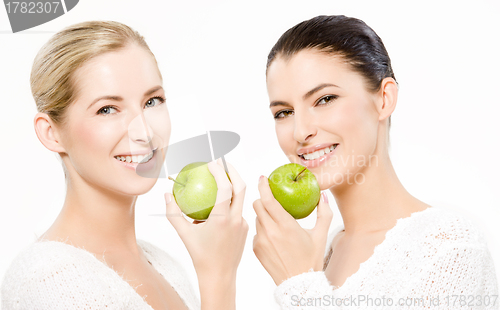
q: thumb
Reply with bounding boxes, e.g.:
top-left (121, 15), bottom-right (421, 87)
top-left (313, 191), bottom-right (333, 238)
top-left (165, 193), bottom-right (189, 235)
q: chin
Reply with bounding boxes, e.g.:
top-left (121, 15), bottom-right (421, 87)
top-left (313, 165), bottom-right (363, 191)
top-left (117, 179), bottom-right (158, 196)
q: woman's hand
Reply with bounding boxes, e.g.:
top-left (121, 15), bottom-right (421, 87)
top-left (165, 158), bottom-right (248, 310)
top-left (253, 175), bottom-right (333, 286)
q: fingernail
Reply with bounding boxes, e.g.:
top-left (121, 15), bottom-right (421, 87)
top-left (165, 193), bottom-right (171, 204)
top-left (259, 175), bottom-right (264, 183)
top-left (321, 191), bottom-right (328, 203)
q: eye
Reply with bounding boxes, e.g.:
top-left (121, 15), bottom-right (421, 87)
top-left (145, 96), bottom-right (166, 108)
top-left (274, 109), bottom-right (294, 120)
top-left (97, 106), bottom-right (118, 115)
top-left (315, 95), bottom-right (338, 106)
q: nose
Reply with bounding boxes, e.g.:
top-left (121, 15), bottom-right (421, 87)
top-left (128, 112), bottom-right (153, 145)
top-left (293, 109), bottom-right (316, 143)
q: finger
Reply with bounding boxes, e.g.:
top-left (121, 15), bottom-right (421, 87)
top-left (253, 199), bottom-right (277, 230)
top-left (217, 158), bottom-right (246, 218)
top-left (165, 193), bottom-right (190, 234)
top-left (255, 216), bottom-right (264, 236)
top-left (258, 175), bottom-right (296, 226)
top-left (253, 217), bottom-right (286, 281)
top-left (313, 191), bottom-right (333, 237)
top-left (253, 217), bottom-right (266, 251)
top-left (207, 160), bottom-right (232, 218)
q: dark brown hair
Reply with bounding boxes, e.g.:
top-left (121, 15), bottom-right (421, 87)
top-left (267, 15), bottom-right (396, 128)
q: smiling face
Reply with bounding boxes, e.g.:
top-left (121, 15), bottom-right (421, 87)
top-left (57, 44), bottom-right (170, 196)
top-left (267, 49), bottom-right (387, 190)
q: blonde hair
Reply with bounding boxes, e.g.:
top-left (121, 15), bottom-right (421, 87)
top-left (31, 20), bottom-right (160, 125)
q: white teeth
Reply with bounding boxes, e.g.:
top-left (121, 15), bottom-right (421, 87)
top-left (115, 150), bottom-right (154, 164)
top-left (142, 151), bottom-right (153, 163)
top-left (301, 144), bottom-right (338, 161)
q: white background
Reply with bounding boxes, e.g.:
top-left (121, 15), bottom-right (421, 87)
top-left (1, 0), bottom-right (499, 309)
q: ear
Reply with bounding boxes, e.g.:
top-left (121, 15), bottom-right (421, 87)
top-left (34, 112), bottom-right (67, 153)
top-left (377, 77), bottom-right (398, 122)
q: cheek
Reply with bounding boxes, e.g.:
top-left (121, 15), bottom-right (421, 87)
top-left (72, 119), bottom-right (120, 156)
top-left (275, 122), bottom-right (295, 159)
top-left (325, 99), bottom-right (378, 152)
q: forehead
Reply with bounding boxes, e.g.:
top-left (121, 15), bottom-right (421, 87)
top-left (266, 49), bottom-right (366, 98)
top-left (72, 45), bottom-right (162, 101)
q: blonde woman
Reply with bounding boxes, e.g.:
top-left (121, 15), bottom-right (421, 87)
top-left (1, 21), bottom-right (247, 310)
top-left (253, 15), bottom-right (498, 309)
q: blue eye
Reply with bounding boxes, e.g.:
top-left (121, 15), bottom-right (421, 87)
top-left (145, 96), bottom-right (165, 108)
top-left (316, 95), bottom-right (338, 106)
top-left (97, 106), bottom-right (117, 115)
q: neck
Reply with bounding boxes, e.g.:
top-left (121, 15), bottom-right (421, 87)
top-left (44, 172), bottom-right (140, 256)
top-left (330, 147), bottom-right (427, 235)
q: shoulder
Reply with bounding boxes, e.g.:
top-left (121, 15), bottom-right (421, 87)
top-left (400, 207), bottom-right (487, 247)
top-left (2, 240), bottom-right (93, 282)
top-left (1, 241), bottom-right (100, 308)
top-left (1, 239), bottom-right (104, 283)
top-left (401, 208), bottom-right (499, 296)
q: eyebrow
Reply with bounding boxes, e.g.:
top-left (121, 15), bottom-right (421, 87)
top-left (87, 85), bottom-right (164, 110)
top-left (303, 83), bottom-right (340, 100)
top-left (269, 83), bottom-right (340, 108)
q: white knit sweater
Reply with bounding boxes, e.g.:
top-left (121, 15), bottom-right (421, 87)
top-left (275, 207), bottom-right (499, 309)
top-left (1, 239), bottom-right (200, 310)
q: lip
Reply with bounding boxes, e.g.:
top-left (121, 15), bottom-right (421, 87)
top-left (114, 148), bottom-right (158, 171)
top-left (298, 143), bottom-right (339, 169)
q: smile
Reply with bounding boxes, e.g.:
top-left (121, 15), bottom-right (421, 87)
top-left (114, 149), bottom-right (155, 164)
top-left (299, 144), bottom-right (338, 161)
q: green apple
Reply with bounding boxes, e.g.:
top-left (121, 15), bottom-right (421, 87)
top-left (169, 162), bottom-right (220, 220)
top-left (268, 163), bottom-right (320, 219)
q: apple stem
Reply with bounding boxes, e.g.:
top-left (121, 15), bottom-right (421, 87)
top-left (168, 176), bottom-right (185, 186)
top-left (294, 167), bottom-right (307, 182)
